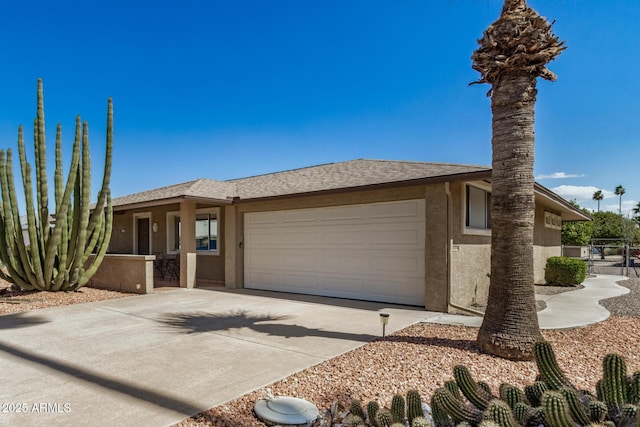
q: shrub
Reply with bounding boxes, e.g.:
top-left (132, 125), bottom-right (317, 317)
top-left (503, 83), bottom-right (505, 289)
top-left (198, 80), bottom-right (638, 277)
top-left (544, 256), bottom-right (586, 286)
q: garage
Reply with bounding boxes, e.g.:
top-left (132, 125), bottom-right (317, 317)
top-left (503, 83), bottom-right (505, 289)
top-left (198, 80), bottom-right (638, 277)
top-left (244, 199), bottom-right (426, 306)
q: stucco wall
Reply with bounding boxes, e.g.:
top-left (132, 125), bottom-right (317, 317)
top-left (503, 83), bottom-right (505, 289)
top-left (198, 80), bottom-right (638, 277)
top-left (88, 254), bottom-right (153, 294)
top-left (450, 243), bottom-right (491, 308)
top-left (534, 245), bottom-right (561, 284)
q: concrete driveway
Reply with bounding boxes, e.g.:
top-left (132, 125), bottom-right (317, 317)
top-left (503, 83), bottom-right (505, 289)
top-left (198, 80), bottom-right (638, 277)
top-left (0, 287), bottom-right (433, 426)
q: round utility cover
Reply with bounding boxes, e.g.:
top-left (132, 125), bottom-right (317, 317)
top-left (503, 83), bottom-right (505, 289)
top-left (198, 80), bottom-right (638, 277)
top-left (254, 396), bottom-right (320, 426)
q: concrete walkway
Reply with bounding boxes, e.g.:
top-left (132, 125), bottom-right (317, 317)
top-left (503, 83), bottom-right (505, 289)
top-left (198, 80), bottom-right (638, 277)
top-left (0, 288), bottom-right (432, 427)
top-left (425, 274), bottom-right (630, 329)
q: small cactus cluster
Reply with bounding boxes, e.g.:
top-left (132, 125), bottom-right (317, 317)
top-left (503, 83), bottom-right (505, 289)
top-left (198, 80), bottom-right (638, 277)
top-left (349, 389), bottom-right (430, 427)
top-left (429, 341), bottom-right (640, 427)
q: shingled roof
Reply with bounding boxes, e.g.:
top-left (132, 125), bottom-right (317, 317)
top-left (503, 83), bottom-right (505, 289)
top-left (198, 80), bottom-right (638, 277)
top-left (229, 159), bottom-right (491, 199)
top-left (111, 159), bottom-right (491, 209)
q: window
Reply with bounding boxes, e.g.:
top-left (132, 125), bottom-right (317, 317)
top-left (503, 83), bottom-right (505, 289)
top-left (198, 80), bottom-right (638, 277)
top-left (167, 208), bottom-right (219, 255)
top-left (466, 185), bottom-right (491, 230)
top-left (196, 213), bottom-right (217, 251)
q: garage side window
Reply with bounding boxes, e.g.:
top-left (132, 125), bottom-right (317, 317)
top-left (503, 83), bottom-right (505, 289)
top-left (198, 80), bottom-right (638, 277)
top-left (166, 208), bottom-right (219, 255)
top-left (466, 185), bottom-right (491, 230)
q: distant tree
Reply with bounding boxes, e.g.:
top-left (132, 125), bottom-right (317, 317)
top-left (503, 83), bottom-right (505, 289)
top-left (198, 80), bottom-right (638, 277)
top-left (614, 185), bottom-right (625, 215)
top-left (561, 202), bottom-right (593, 246)
top-left (592, 190), bottom-right (603, 212)
top-left (633, 201), bottom-right (640, 223)
top-left (592, 211), bottom-right (624, 239)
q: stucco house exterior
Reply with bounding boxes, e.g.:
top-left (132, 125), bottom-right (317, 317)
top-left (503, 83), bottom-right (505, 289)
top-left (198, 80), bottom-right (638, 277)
top-left (103, 159), bottom-right (589, 313)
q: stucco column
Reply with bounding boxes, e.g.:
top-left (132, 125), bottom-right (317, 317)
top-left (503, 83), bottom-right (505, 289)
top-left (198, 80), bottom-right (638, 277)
top-left (180, 201), bottom-right (196, 288)
top-left (224, 205), bottom-right (238, 288)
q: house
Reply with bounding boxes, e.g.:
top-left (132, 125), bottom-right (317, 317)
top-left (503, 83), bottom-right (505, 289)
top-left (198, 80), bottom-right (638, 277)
top-left (103, 159), bottom-right (589, 313)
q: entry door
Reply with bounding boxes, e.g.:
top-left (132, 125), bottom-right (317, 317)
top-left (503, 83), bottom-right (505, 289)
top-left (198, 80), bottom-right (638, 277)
top-left (137, 218), bottom-right (150, 255)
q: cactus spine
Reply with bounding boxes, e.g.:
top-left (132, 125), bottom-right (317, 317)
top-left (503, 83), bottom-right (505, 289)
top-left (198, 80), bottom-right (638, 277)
top-left (0, 79), bottom-right (112, 291)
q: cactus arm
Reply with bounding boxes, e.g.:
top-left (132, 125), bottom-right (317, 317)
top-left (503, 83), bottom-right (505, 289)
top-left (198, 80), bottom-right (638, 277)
top-left (559, 387), bottom-right (591, 425)
top-left (44, 116), bottom-right (81, 290)
top-left (390, 394), bottom-right (405, 424)
top-left (453, 365), bottom-right (494, 411)
top-left (85, 98), bottom-right (112, 241)
top-left (68, 122), bottom-right (92, 286)
top-left (77, 193), bottom-right (112, 289)
top-left (483, 399), bottom-right (518, 427)
top-left (366, 400), bottom-right (379, 425)
top-left (541, 391), bottom-right (576, 427)
top-left (350, 399), bottom-right (365, 420)
top-left (431, 388), bottom-right (483, 425)
top-left (534, 341), bottom-right (573, 390)
top-left (34, 79), bottom-right (49, 267)
top-left (54, 124), bottom-right (63, 212)
top-left (406, 389), bottom-right (424, 425)
top-left (602, 354), bottom-right (628, 409)
top-left (1, 145), bottom-right (31, 284)
top-left (0, 204), bottom-right (33, 290)
top-left (18, 122), bottom-right (48, 289)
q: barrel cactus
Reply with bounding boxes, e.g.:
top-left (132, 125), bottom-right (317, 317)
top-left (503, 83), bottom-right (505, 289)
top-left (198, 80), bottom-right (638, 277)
top-left (0, 79), bottom-right (112, 291)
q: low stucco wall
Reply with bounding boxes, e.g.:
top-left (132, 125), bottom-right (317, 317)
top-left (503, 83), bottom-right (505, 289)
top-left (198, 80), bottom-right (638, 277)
top-left (88, 254), bottom-right (154, 294)
top-left (534, 245), bottom-right (561, 284)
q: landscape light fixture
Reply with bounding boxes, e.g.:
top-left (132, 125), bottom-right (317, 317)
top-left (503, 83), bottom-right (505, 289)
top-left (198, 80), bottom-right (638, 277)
top-left (379, 312), bottom-right (390, 337)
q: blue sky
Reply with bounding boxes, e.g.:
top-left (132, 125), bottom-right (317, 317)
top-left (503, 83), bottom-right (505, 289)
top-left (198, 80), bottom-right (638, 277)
top-left (0, 0), bottom-right (638, 216)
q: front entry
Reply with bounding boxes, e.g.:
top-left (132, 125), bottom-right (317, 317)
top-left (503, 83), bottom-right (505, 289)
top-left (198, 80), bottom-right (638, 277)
top-left (136, 217), bottom-right (150, 255)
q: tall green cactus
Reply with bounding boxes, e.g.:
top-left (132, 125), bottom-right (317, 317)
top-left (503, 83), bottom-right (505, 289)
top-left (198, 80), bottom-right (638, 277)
top-left (0, 79), bottom-right (112, 291)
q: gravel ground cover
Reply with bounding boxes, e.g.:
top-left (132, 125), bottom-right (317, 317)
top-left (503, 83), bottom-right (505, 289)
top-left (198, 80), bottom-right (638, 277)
top-left (1, 275), bottom-right (637, 427)
top-left (176, 277), bottom-right (640, 427)
top-left (0, 285), bottom-right (137, 315)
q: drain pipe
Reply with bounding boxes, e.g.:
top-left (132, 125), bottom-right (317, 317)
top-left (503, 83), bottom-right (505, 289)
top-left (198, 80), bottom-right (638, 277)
top-left (445, 182), bottom-right (485, 317)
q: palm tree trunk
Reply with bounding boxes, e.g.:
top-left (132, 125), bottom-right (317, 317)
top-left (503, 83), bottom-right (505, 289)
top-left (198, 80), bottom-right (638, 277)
top-left (477, 72), bottom-right (543, 360)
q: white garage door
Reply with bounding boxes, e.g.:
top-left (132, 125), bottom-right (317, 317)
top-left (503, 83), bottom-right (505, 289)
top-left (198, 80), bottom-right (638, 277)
top-left (244, 199), bottom-right (425, 306)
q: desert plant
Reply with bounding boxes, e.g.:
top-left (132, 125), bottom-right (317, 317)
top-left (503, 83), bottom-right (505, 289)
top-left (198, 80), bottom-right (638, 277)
top-left (367, 400), bottom-right (380, 425)
top-left (390, 394), bottom-right (405, 423)
top-left (544, 256), bottom-right (587, 286)
top-left (429, 341), bottom-right (640, 427)
top-left (406, 389), bottom-right (424, 425)
top-left (0, 79), bottom-right (112, 291)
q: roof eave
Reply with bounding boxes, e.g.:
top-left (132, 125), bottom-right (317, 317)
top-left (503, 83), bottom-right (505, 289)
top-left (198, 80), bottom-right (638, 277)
top-left (112, 195), bottom-right (233, 212)
top-left (533, 183), bottom-right (592, 221)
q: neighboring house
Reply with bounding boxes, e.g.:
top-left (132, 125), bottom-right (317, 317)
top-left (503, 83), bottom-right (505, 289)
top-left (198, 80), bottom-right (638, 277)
top-left (107, 159), bottom-right (589, 312)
